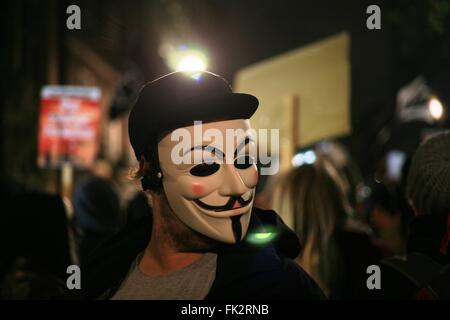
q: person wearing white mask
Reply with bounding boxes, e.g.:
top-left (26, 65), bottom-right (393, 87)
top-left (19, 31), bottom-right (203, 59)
top-left (73, 71), bottom-right (324, 300)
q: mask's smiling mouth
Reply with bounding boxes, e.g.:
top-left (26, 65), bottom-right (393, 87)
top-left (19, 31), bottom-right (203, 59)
top-left (194, 193), bottom-right (253, 213)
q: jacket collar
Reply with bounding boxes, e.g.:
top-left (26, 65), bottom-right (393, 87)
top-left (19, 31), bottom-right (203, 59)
top-left (206, 208), bottom-right (300, 296)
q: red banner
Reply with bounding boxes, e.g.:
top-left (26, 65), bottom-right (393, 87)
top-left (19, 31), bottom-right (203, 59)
top-left (38, 86), bottom-right (101, 168)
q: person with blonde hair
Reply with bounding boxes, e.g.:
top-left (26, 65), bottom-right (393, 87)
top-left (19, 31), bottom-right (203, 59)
top-left (273, 161), bottom-right (380, 298)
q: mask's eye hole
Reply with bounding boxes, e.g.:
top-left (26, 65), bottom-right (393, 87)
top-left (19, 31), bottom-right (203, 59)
top-left (190, 162), bottom-right (220, 177)
top-left (234, 156), bottom-right (255, 170)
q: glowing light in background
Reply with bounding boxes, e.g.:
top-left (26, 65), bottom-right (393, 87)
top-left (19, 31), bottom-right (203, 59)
top-left (292, 150), bottom-right (316, 167)
top-left (177, 55), bottom-right (206, 72)
top-left (160, 44), bottom-right (208, 72)
top-left (428, 97), bottom-right (444, 120)
top-left (303, 150), bottom-right (317, 164)
top-left (292, 153), bottom-right (304, 167)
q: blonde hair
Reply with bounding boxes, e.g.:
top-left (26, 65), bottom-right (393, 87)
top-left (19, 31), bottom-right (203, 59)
top-left (272, 163), bottom-right (347, 296)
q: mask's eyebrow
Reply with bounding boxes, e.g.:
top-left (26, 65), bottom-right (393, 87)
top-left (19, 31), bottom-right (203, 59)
top-left (183, 144), bottom-right (225, 158)
top-left (235, 136), bottom-right (254, 156)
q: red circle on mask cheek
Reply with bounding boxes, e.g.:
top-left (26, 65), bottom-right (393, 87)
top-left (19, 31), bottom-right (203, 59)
top-left (192, 183), bottom-right (204, 196)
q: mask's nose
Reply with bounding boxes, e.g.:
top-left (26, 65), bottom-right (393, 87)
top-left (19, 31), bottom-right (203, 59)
top-left (218, 164), bottom-right (247, 196)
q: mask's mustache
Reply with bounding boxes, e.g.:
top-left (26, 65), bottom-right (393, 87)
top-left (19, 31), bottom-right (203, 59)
top-left (194, 194), bottom-right (253, 212)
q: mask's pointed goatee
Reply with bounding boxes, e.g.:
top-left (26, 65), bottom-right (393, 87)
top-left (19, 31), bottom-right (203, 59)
top-left (231, 215), bottom-right (243, 243)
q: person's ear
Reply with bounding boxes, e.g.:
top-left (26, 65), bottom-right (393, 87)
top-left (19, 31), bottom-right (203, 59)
top-left (139, 154), bottom-right (164, 191)
top-left (141, 171), bottom-right (163, 191)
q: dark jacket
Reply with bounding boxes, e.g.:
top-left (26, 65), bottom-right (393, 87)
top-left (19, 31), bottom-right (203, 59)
top-left (69, 207), bottom-right (325, 300)
top-left (371, 213), bottom-right (450, 299)
top-left (330, 230), bottom-right (381, 299)
top-left (1, 190), bottom-right (72, 299)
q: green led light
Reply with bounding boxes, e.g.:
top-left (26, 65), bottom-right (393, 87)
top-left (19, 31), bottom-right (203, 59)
top-left (247, 229), bottom-right (276, 245)
top-left (254, 232), bottom-right (273, 240)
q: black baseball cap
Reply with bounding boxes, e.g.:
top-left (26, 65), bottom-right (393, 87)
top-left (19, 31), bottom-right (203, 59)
top-left (128, 71), bottom-right (259, 160)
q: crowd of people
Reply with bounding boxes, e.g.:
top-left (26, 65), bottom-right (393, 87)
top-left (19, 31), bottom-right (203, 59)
top-left (265, 133), bottom-right (450, 299)
top-left (1, 71), bottom-right (449, 300)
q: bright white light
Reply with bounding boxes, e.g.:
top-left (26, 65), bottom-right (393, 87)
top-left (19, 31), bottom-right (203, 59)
top-left (159, 44), bottom-right (208, 72)
top-left (292, 150), bottom-right (316, 167)
top-left (428, 97), bottom-right (444, 120)
top-left (176, 55), bottom-right (206, 72)
top-left (303, 150), bottom-right (317, 164)
top-left (292, 153), bottom-right (304, 167)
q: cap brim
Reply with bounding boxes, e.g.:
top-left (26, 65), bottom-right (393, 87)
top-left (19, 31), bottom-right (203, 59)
top-left (129, 91), bottom-right (259, 159)
top-left (160, 92), bottom-right (259, 133)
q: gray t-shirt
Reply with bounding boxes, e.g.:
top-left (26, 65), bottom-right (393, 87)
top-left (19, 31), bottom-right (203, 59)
top-left (111, 252), bottom-right (217, 300)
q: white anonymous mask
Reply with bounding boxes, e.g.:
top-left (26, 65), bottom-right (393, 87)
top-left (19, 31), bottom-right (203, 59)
top-left (157, 119), bottom-right (259, 244)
